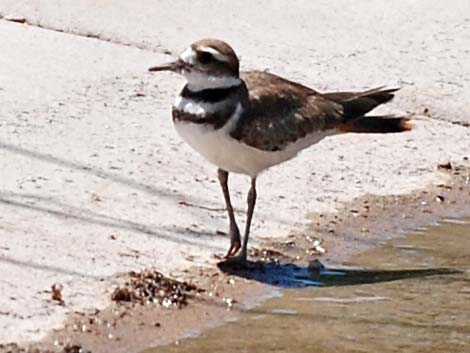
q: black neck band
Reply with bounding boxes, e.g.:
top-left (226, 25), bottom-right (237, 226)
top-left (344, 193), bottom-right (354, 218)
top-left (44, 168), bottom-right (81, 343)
top-left (182, 84), bottom-right (240, 103)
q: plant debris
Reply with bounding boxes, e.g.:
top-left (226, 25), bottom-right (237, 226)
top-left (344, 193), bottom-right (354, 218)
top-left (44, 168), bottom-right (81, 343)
top-left (63, 344), bottom-right (91, 353)
top-left (249, 248), bottom-right (292, 264)
top-left (0, 343), bottom-right (90, 353)
top-left (51, 283), bottom-right (64, 305)
top-left (3, 15), bottom-right (27, 24)
top-left (438, 162), bottom-right (453, 170)
top-left (111, 269), bottom-right (202, 308)
top-left (306, 239), bottom-right (326, 255)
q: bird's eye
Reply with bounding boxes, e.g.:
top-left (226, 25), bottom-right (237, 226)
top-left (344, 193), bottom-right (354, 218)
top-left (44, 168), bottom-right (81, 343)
top-left (197, 51), bottom-right (213, 64)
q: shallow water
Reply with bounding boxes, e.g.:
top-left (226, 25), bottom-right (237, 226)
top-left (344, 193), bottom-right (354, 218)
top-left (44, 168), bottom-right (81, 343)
top-left (146, 219), bottom-right (470, 353)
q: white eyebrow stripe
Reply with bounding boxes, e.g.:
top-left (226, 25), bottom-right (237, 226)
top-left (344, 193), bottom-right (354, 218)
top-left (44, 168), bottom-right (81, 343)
top-left (199, 46), bottom-right (228, 62)
top-left (180, 46), bottom-right (196, 64)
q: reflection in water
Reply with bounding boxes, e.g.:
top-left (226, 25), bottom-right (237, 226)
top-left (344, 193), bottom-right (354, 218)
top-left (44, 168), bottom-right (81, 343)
top-left (146, 219), bottom-right (470, 353)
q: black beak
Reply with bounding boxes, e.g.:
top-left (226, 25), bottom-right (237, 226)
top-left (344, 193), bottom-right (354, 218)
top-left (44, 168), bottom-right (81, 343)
top-left (148, 59), bottom-right (186, 73)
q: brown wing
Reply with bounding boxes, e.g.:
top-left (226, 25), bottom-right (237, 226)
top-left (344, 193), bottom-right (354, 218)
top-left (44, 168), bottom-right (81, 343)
top-left (322, 86), bottom-right (399, 119)
top-left (232, 71), bottom-right (344, 151)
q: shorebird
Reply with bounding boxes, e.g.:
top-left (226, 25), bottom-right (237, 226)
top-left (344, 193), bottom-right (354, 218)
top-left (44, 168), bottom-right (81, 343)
top-left (149, 39), bottom-right (412, 262)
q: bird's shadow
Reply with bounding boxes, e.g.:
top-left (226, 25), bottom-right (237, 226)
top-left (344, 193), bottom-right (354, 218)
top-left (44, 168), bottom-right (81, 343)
top-left (217, 259), bottom-right (461, 288)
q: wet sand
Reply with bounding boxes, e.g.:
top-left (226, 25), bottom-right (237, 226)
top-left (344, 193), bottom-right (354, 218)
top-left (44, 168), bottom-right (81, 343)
top-left (5, 166), bottom-right (467, 353)
top-left (151, 219), bottom-right (470, 353)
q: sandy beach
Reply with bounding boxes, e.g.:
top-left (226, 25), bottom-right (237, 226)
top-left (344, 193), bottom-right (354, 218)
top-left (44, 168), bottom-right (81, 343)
top-left (0, 1), bottom-right (469, 351)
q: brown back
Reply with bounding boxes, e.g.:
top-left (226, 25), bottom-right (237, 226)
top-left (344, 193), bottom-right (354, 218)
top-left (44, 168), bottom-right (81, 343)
top-left (231, 71), bottom-right (344, 151)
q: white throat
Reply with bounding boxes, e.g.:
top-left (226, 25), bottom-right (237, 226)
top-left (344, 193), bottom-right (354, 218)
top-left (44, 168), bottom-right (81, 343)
top-left (179, 46), bottom-right (241, 91)
top-left (184, 72), bottom-right (241, 91)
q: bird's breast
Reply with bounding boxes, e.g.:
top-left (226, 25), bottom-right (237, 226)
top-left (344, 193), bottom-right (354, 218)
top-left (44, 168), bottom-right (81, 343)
top-left (172, 95), bottom-right (238, 129)
top-left (173, 102), bottom-right (301, 177)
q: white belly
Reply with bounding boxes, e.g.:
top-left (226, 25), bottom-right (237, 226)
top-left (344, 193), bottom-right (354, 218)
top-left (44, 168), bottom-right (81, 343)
top-left (174, 120), bottom-right (333, 177)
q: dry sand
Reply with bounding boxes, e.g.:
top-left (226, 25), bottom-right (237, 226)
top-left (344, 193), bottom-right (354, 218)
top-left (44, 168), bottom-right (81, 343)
top-left (0, 0), bottom-right (469, 346)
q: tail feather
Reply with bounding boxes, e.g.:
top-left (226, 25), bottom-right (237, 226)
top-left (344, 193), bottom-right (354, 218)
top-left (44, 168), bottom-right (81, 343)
top-left (323, 86), bottom-right (400, 118)
top-left (339, 115), bottom-right (414, 133)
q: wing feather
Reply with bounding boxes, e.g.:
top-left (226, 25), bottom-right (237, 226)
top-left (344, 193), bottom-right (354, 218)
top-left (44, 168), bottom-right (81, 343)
top-left (232, 71), bottom-right (343, 151)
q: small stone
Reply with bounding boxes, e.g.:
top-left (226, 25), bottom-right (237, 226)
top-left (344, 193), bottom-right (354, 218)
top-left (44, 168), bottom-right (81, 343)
top-left (224, 297), bottom-right (234, 310)
top-left (162, 297), bottom-right (173, 308)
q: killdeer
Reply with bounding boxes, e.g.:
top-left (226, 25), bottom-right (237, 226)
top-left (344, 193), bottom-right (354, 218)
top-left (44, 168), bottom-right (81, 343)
top-left (149, 39), bottom-right (412, 261)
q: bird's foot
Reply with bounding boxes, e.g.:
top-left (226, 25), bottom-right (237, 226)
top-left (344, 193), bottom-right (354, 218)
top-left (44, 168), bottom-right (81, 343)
top-left (218, 250), bottom-right (250, 271)
top-left (224, 240), bottom-right (241, 259)
top-left (223, 250), bottom-right (247, 263)
top-left (224, 227), bottom-right (241, 258)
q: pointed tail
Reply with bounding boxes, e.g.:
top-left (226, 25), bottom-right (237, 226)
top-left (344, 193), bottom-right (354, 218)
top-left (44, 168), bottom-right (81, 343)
top-left (323, 86), bottom-right (413, 133)
top-left (339, 115), bottom-right (414, 133)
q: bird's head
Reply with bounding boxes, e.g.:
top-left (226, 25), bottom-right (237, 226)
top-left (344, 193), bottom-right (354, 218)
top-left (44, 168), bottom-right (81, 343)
top-left (149, 39), bottom-right (241, 91)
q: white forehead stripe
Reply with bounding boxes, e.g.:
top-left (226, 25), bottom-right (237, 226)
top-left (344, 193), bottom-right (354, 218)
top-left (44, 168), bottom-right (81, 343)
top-left (180, 46), bottom-right (196, 64)
top-left (199, 46), bottom-right (229, 62)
